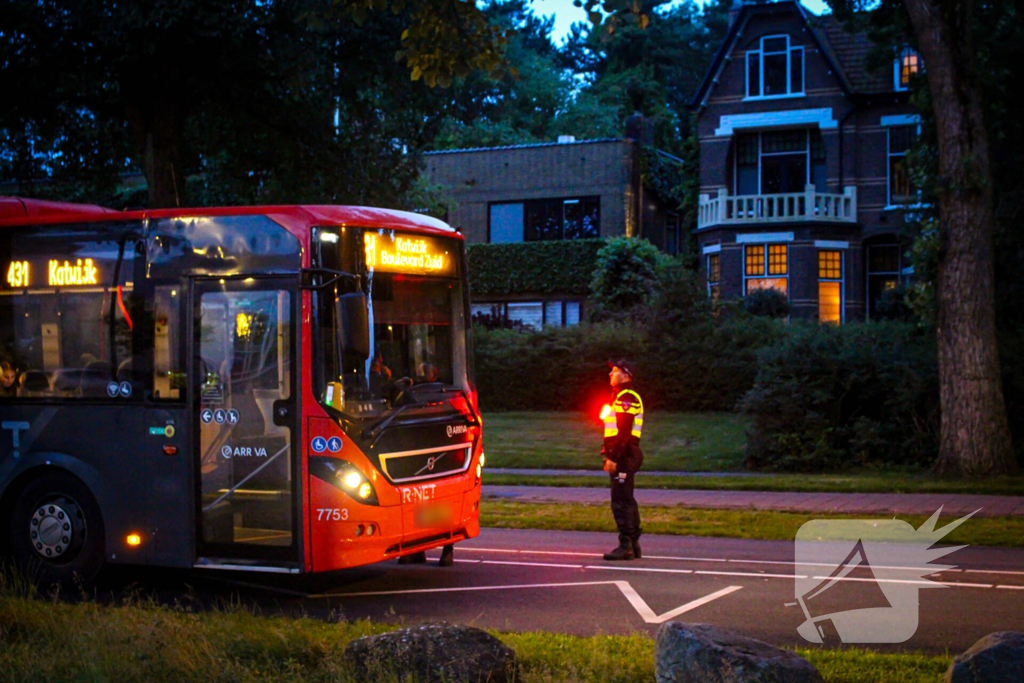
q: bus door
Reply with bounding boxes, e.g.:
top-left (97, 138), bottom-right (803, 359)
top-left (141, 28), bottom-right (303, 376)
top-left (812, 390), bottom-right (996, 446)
top-left (192, 277), bottom-right (300, 566)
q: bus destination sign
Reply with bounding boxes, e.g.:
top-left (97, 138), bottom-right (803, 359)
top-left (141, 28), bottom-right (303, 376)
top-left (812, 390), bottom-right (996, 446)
top-left (6, 258), bottom-right (101, 288)
top-left (363, 233), bottom-right (455, 277)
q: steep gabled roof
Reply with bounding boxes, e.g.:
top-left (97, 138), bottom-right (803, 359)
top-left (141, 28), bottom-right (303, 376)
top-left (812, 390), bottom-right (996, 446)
top-left (811, 14), bottom-right (894, 94)
top-left (689, 1), bottom-right (897, 109)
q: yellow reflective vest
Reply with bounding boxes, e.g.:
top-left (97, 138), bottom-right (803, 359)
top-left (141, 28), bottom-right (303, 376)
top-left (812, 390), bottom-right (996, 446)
top-left (602, 385), bottom-right (644, 470)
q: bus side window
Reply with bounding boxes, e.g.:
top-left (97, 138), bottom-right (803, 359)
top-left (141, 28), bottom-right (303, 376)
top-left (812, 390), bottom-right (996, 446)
top-left (152, 285), bottom-right (184, 400)
top-left (1, 226), bottom-right (142, 400)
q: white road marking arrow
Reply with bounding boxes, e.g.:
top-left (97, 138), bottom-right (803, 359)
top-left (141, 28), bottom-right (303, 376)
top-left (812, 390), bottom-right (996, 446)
top-left (310, 581), bottom-right (743, 624)
top-left (615, 583), bottom-right (743, 624)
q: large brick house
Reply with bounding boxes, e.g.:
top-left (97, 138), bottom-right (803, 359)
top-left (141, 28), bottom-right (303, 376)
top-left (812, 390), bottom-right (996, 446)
top-left (691, 0), bottom-right (923, 321)
top-left (422, 128), bottom-right (681, 328)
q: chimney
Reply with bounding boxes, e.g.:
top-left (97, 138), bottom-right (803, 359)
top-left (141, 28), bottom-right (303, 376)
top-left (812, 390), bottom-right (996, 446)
top-left (624, 113), bottom-right (654, 147)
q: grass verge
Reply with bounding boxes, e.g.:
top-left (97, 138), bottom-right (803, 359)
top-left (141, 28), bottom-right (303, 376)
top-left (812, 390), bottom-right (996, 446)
top-left (0, 582), bottom-right (953, 683)
top-left (482, 411), bottom-right (749, 471)
top-left (485, 473), bottom-right (1024, 496)
top-left (480, 500), bottom-right (1024, 547)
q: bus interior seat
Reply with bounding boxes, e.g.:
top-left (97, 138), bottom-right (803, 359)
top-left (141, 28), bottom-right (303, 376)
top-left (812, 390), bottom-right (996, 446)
top-left (18, 370), bottom-right (50, 396)
top-left (80, 361), bottom-right (112, 396)
top-left (51, 368), bottom-right (83, 394)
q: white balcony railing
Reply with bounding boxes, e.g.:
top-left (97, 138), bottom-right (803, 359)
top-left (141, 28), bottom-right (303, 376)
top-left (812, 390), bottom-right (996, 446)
top-left (698, 185), bottom-right (857, 229)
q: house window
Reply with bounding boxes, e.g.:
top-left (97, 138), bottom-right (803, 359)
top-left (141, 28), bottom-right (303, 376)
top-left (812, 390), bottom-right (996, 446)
top-left (744, 244), bottom-right (788, 294)
top-left (489, 197), bottom-right (599, 243)
top-left (734, 129), bottom-right (826, 195)
top-left (818, 250), bottom-right (843, 324)
top-left (866, 243), bottom-right (904, 319)
top-left (746, 35), bottom-right (804, 99)
top-left (470, 301), bottom-right (583, 330)
top-left (888, 125), bottom-right (919, 205)
top-left (707, 253), bottom-right (721, 302)
top-left (895, 47), bottom-right (921, 91)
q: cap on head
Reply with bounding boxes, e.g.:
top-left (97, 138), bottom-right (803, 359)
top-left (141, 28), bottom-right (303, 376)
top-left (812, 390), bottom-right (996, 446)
top-left (607, 358), bottom-right (634, 379)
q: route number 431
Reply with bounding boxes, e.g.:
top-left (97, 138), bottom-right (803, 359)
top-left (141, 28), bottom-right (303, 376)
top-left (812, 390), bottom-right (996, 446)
top-left (317, 508), bottom-right (349, 521)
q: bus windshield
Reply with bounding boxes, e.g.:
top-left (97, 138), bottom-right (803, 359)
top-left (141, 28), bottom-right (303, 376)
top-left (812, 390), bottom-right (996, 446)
top-left (315, 227), bottom-right (469, 419)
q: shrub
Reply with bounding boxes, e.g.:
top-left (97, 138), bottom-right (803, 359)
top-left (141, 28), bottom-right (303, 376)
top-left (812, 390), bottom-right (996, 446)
top-left (588, 237), bottom-right (665, 321)
top-left (743, 288), bottom-right (790, 318)
top-left (740, 322), bottom-right (939, 472)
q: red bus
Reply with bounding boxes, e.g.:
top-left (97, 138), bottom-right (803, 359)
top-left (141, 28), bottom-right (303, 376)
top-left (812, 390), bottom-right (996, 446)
top-left (0, 198), bottom-right (483, 584)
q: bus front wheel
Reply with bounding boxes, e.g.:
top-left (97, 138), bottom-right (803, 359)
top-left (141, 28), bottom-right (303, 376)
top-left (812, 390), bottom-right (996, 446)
top-left (9, 472), bottom-right (105, 588)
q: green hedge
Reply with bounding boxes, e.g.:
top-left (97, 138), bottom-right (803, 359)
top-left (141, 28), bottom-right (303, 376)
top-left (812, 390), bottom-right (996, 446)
top-left (740, 322), bottom-right (939, 472)
top-left (467, 239), bottom-right (604, 297)
top-left (472, 315), bottom-right (784, 413)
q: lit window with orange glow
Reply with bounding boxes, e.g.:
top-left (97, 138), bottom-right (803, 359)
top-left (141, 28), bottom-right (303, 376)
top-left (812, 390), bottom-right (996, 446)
top-left (818, 250), bottom-right (843, 324)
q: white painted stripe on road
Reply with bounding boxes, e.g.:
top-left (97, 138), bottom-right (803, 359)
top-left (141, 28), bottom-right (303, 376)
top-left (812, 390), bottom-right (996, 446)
top-left (586, 565), bottom-right (694, 575)
top-left (481, 560), bottom-right (584, 569)
top-left (696, 570), bottom-right (801, 579)
top-left (308, 580), bottom-right (745, 624)
top-left (810, 575), bottom-right (994, 589)
top-left (617, 584), bottom-right (743, 624)
top-left (996, 585), bottom-right (1024, 590)
top-left (461, 546), bottom-right (1021, 576)
top-left (307, 580), bottom-right (620, 599)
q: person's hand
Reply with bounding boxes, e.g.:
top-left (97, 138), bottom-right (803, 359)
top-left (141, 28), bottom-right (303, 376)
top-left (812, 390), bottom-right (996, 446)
top-left (603, 458), bottom-right (617, 474)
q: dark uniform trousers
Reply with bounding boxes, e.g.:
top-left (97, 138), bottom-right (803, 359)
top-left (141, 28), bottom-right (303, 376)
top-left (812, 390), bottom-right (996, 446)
top-left (610, 471), bottom-right (641, 543)
top-left (603, 384), bottom-right (644, 545)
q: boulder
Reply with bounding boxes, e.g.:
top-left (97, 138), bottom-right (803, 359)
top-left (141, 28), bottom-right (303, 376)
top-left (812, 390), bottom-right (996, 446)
top-left (655, 622), bottom-right (824, 683)
top-left (344, 622), bottom-right (519, 683)
top-left (944, 631), bottom-right (1024, 683)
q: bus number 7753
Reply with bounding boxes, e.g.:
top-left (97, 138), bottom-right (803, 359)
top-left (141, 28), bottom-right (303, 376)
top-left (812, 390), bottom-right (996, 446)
top-left (0, 199), bottom-right (484, 585)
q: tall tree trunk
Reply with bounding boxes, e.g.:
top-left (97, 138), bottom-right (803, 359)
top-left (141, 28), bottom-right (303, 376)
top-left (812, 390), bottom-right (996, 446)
top-left (903, 0), bottom-right (1016, 475)
top-left (124, 91), bottom-right (186, 209)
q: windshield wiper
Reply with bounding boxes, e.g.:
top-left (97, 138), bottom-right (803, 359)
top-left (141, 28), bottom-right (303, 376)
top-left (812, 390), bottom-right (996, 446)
top-left (362, 404), bottom-right (411, 442)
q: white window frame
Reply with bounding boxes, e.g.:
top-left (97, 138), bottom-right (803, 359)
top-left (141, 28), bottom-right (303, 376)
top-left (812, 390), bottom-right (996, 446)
top-left (745, 35), bottom-right (805, 100)
top-left (817, 248), bottom-right (845, 324)
top-left (742, 243), bottom-right (789, 296)
top-left (894, 47), bottom-right (921, 92)
top-left (886, 123), bottom-right (922, 208)
top-left (733, 129), bottom-right (823, 195)
top-left (706, 252), bottom-right (721, 299)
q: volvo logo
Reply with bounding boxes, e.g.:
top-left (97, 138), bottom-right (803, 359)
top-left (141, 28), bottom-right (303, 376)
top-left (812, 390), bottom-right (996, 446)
top-left (447, 424), bottom-right (468, 437)
top-left (415, 454), bottom-right (443, 476)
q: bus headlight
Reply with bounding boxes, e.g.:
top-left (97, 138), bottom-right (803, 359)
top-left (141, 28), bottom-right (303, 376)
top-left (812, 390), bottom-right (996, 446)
top-left (344, 471), bottom-right (362, 489)
top-left (309, 456), bottom-right (379, 505)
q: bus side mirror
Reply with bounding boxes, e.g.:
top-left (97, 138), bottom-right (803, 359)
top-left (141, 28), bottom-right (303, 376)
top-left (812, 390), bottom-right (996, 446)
top-left (336, 292), bottom-right (370, 361)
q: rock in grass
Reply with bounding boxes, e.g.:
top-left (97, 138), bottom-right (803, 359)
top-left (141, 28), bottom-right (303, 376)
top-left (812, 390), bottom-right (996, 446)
top-left (944, 631), bottom-right (1024, 683)
top-left (655, 622), bottom-right (823, 683)
top-left (344, 622), bottom-right (519, 683)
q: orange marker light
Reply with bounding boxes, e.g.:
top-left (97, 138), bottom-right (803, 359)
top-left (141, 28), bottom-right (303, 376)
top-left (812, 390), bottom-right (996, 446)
top-left (127, 534), bottom-right (142, 546)
top-left (600, 404), bottom-right (612, 421)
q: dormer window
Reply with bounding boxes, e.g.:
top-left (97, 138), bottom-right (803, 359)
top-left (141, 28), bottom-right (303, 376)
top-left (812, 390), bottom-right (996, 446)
top-left (746, 35), bottom-right (804, 99)
top-left (895, 47), bottom-right (921, 91)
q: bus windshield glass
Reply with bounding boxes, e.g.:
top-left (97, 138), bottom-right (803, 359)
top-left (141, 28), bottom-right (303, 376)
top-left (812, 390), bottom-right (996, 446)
top-left (315, 227), bottom-right (468, 419)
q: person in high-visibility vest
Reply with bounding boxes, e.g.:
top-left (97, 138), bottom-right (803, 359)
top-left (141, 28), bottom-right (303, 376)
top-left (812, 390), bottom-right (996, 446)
top-left (600, 359), bottom-right (644, 561)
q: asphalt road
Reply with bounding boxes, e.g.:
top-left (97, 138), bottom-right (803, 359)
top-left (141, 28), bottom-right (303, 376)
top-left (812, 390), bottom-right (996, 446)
top-left (173, 527), bottom-right (1024, 654)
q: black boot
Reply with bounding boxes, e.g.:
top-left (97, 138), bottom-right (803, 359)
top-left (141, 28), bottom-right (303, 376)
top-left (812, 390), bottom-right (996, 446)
top-left (398, 550), bottom-right (427, 565)
top-left (603, 536), bottom-right (635, 561)
top-left (631, 537), bottom-right (642, 559)
top-left (438, 544), bottom-right (454, 567)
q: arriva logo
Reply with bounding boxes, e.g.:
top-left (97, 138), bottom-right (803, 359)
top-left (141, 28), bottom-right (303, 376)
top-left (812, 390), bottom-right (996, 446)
top-left (447, 424), bottom-right (468, 437)
top-left (790, 507), bottom-right (977, 644)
